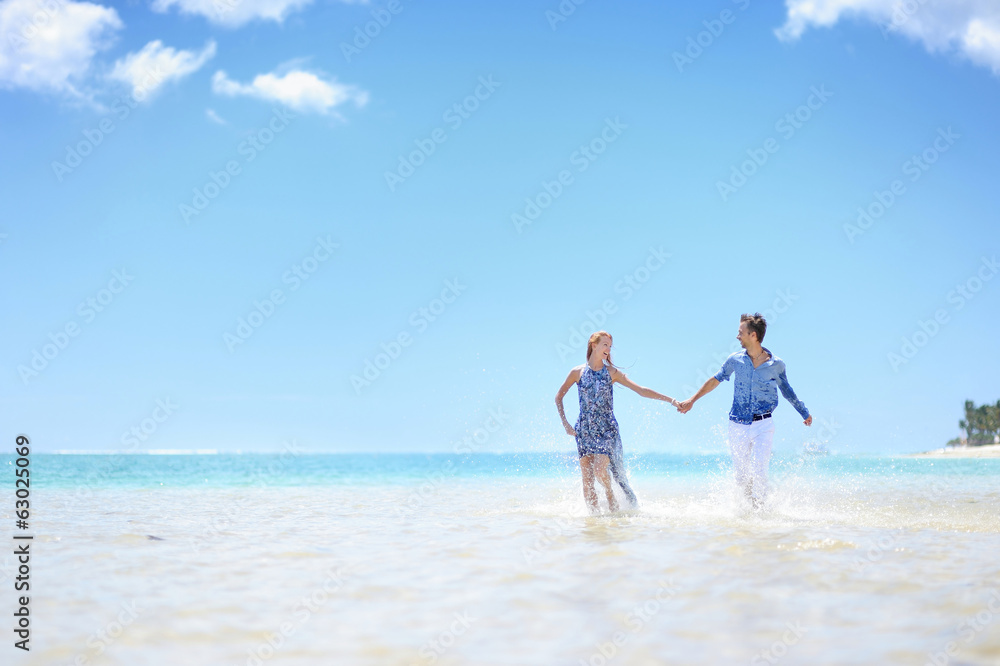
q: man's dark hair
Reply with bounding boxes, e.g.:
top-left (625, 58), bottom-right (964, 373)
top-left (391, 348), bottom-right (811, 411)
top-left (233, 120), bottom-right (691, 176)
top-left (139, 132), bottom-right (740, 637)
top-left (740, 312), bottom-right (767, 342)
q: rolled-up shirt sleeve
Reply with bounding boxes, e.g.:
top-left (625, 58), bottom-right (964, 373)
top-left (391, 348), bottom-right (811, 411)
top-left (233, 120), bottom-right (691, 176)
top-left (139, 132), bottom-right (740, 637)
top-left (714, 355), bottom-right (736, 383)
top-left (776, 364), bottom-right (810, 419)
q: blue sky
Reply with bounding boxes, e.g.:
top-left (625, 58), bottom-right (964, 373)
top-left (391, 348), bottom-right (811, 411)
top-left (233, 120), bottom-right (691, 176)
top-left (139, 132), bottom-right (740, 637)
top-left (2, 0), bottom-right (998, 454)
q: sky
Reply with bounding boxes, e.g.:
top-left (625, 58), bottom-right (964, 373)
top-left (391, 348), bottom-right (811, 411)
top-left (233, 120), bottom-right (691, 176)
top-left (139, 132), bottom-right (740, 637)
top-left (1, 0), bottom-right (998, 455)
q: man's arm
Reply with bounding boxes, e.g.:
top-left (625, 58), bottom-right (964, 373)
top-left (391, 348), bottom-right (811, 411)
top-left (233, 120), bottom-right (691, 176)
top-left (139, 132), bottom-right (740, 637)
top-left (678, 355), bottom-right (735, 414)
top-left (777, 365), bottom-right (812, 426)
top-left (677, 377), bottom-right (719, 414)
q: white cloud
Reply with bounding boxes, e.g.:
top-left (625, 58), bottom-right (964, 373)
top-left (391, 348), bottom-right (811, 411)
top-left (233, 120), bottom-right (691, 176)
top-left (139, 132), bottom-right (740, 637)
top-left (776, 0), bottom-right (1000, 75)
top-left (0, 0), bottom-right (122, 97)
top-left (212, 68), bottom-right (368, 114)
top-left (206, 107), bottom-right (226, 124)
top-left (151, 0), bottom-right (313, 28)
top-left (109, 39), bottom-right (216, 100)
top-left (964, 17), bottom-right (1000, 74)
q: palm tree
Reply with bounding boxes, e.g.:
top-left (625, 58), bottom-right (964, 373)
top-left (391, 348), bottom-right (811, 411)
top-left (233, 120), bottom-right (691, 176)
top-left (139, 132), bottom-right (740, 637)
top-left (991, 400), bottom-right (1000, 444)
top-left (959, 400), bottom-right (1000, 446)
top-left (959, 399), bottom-right (975, 444)
top-left (976, 404), bottom-right (992, 445)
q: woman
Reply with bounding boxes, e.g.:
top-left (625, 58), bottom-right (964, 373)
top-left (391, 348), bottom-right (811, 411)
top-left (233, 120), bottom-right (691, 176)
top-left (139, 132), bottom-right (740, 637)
top-left (555, 331), bottom-right (679, 513)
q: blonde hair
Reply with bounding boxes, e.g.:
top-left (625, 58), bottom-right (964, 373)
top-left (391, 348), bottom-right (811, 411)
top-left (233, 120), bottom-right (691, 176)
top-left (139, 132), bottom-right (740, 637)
top-left (586, 331), bottom-right (614, 368)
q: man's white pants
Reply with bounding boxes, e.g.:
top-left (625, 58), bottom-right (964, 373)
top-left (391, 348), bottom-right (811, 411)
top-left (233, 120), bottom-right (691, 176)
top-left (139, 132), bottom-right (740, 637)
top-left (728, 418), bottom-right (775, 503)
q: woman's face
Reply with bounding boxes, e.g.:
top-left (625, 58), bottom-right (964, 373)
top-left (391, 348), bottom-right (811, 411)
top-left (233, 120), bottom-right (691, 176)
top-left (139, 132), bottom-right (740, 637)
top-left (595, 336), bottom-right (612, 361)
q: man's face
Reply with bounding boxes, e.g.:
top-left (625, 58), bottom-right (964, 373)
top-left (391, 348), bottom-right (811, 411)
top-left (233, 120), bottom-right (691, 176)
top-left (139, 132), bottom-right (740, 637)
top-left (737, 321), bottom-right (755, 348)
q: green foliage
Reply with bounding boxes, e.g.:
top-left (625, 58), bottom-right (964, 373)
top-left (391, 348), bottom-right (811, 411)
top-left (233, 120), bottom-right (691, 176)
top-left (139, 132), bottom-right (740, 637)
top-left (959, 399), bottom-right (1000, 446)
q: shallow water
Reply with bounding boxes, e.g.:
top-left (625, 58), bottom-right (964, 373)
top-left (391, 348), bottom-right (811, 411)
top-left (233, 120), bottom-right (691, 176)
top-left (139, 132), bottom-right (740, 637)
top-left (6, 454), bottom-right (1000, 665)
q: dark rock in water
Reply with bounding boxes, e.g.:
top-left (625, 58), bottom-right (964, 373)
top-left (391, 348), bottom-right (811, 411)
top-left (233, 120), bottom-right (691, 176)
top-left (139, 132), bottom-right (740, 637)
top-left (146, 535), bottom-right (165, 541)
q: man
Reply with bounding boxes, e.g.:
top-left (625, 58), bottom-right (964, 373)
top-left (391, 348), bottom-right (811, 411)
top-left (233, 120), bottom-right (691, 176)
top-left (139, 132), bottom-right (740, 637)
top-left (678, 313), bottom-right (811, 508)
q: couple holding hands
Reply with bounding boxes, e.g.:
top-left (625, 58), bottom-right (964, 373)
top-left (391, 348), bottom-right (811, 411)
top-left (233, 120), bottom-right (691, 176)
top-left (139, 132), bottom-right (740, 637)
top-left (555, 313), bottom-right (812, 513)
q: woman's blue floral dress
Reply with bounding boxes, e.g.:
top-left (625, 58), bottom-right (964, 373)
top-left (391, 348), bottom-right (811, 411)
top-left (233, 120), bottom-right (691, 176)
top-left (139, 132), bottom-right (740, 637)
top-left (575, 363), bottom-right (638, 507)
top-left (575, 363), bottom-right (619, 457)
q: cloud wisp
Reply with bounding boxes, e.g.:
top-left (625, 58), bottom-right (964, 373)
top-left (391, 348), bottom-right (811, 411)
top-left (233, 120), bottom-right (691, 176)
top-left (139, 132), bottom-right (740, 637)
top-left (776, 0), bottom-right (1000, 75)
top-left (151, 0), bottom-right (335, 29)
top-left (212, 67), bottom-right (368, 115)
top-left (109, 39), bottom-right (216, 100)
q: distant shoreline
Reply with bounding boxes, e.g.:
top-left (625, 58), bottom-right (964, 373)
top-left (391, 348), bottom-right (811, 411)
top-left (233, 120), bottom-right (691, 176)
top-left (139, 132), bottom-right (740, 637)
top-left (911, 443), bottom-right (1000, 458)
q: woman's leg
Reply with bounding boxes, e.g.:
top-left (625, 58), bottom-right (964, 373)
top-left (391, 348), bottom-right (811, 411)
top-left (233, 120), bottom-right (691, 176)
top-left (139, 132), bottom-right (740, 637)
top-left (580, 455), bottom-right (599, 511)
top-left (593, 454), bottom-right (619, 512)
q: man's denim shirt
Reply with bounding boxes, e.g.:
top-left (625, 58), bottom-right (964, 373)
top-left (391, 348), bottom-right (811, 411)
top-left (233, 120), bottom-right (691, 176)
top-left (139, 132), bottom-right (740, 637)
top-left (714, 348), bottom-right (810, 425)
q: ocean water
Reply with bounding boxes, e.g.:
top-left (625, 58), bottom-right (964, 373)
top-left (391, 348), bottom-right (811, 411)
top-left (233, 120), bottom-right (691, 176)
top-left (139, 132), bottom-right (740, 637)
top-left (5, 453), bottom-right (1000, 666)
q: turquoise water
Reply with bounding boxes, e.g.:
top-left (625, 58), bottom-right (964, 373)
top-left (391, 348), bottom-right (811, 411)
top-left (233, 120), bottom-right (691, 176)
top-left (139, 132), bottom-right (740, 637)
top-left (20, 451), bottom-right (1000, 487)
top-left (6, 453), bottom-right (1000, 665)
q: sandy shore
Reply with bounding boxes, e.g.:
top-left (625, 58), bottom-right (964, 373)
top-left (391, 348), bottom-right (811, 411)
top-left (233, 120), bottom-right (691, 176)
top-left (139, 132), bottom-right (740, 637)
top-left (910, 443), bottom-right (1000, 458)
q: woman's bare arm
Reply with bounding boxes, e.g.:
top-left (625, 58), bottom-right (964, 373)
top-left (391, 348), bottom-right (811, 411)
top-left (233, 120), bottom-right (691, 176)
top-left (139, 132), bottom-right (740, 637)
top-left (555, 368), bottom-right (583, 436)
top-left (610, 368), bottom-right (678, 407)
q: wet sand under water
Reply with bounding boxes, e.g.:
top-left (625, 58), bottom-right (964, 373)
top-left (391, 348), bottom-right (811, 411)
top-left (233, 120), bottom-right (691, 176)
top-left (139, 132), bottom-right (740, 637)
top-left (11, 467), bottom-right (1000, 666)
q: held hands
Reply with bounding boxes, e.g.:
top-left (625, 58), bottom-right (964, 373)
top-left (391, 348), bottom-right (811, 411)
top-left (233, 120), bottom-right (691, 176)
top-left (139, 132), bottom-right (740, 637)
top-left (670, 392), bottom-right (809, 422)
